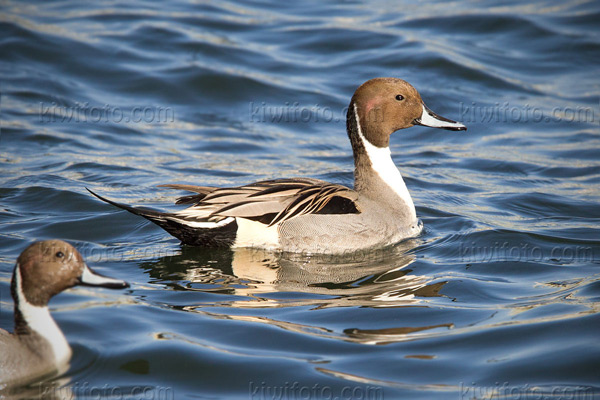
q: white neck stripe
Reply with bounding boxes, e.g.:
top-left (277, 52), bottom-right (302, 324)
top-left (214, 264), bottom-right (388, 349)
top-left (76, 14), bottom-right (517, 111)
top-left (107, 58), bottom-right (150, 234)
top-left (353, 104), bottom-right (416, 218)
top-left (15, 265), bottom-right (72, 364)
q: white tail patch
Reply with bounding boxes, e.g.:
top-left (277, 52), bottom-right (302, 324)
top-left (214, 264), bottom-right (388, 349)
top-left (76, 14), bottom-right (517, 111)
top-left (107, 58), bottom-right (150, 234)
top-left (354, 104), bottom-right (416, 220)
top-left (14, 265), bottom-right (72, 365)
top-left (233, 218), bottom-right (279, 249)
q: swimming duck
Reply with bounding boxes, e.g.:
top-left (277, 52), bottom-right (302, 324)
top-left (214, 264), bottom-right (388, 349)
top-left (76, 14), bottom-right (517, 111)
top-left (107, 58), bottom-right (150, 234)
top-left (88, 78), bottom-right (466, 253)
top-left (0, 240), bottom-right (129, 387)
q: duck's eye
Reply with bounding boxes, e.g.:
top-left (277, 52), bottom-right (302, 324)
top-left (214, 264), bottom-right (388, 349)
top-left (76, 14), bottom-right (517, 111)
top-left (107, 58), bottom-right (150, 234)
top-left (395, 94), bottom-right (404, 101)
top-left (56, 251), bottom-right (64, 258)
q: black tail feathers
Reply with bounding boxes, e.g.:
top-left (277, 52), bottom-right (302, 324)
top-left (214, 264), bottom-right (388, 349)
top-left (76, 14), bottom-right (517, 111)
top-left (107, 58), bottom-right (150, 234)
top-left (86, 188), bottom-right (237, 247)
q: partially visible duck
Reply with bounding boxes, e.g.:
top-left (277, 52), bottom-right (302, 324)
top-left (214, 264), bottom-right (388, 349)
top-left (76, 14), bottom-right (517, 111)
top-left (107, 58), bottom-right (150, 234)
top-left (88, 78), bottom-right (466, 253)
top-left (0, 240), bottom-right (129, 387)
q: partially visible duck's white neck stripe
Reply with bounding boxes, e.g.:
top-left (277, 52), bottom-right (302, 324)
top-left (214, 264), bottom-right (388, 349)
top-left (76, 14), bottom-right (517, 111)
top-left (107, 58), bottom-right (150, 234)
top-left (14, 264), bottom-right (72, 364)
top-left (353, 104), bottom-right (416, 215)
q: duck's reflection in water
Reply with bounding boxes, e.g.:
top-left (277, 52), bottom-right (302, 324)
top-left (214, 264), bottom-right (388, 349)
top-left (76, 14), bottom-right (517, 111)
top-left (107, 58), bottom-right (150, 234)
top-left (228, 246), bottom-right (445, 309)
top-left (144, 240), bottom-right (449, 344)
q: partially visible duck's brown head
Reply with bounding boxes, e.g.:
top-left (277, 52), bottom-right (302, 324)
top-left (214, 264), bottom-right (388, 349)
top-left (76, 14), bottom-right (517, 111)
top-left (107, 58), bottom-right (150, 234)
top-left (12, 240), bottom-right (129, 307)
top-left (2, 240), bottom-right (129, 386)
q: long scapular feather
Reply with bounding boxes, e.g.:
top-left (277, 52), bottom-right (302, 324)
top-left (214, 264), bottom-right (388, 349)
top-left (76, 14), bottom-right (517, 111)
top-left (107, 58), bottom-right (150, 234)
top-left (160, 178), bottom-right (360, 226)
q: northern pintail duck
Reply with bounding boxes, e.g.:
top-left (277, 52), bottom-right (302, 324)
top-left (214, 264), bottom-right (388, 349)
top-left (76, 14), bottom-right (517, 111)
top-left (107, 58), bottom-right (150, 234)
top-left (0, 240), bottom-right (129, 387)
top-left (89, 78), bottom-right (466, 253)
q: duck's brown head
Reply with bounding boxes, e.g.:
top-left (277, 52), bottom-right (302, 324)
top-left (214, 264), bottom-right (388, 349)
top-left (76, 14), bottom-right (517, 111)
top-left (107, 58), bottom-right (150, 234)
top-left (347, 77), bottom-right (466, 148)
top-left (12, 240), bottom-right (129, 307)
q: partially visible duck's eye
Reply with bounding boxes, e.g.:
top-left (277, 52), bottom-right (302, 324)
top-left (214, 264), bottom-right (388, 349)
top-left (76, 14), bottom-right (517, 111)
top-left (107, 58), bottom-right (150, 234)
top-left (56, 251), bottom-right (64, 258)
top-left (395, 94), bottom-right (404, 101)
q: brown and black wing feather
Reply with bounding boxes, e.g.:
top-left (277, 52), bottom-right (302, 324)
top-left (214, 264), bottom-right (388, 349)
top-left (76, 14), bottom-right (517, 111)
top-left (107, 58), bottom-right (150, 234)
top-left (190, 178), bottom-right (361, 225)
